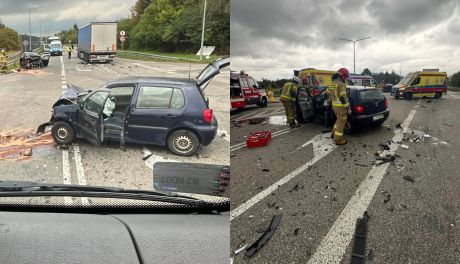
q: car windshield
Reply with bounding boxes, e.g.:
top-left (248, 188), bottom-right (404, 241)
top-left (359, 89), bottom-right (384, 103)
top-left (50, 44), bottom-right (61, 49)
top-left (399, 74), bottom-right (415, 85)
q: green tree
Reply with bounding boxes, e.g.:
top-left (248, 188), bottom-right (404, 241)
top-left (450, 72), bottom-right (460, 87)
top-left (0, 26), bottom-right (20, 51)
top-left (361, 68), bottom-right (372, 76)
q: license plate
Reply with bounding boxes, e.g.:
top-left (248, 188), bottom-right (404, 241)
top-left (97, 55), bottom-right (109, 59)
top-left (373, 114), bottom-right (384, 121)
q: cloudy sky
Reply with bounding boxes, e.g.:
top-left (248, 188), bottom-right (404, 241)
top-left (231, 0), bottom-right (460, 80)
top-left (0, 0), bottom-right (136, 35)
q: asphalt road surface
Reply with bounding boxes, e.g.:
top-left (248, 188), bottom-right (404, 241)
top-left (0, 52), bottom-right (230, 205)
top-left (230, 94), bottom-right (460, 263)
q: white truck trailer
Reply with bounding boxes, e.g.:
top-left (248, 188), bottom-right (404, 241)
top-left (77, 22), bottom-right (117, 63)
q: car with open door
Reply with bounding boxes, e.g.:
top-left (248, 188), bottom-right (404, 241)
top-left (295, 80), bottom-right (389, 133)
top-left (37, 57), bottom-right (230, 156)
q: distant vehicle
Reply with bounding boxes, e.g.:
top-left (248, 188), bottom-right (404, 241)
top-left (230, 71), bottom-right (267, 109)
top-left (37, 57), bottom-right (230, 156)
top-left (48, 36), bottom-right (59, 42)
top-left (349, 74), bottom-right (378, 87)
top-left (295, 79), bottom-right (389, 132)
top-left (383, 83), bottom-right (393, 93)
top-left (391, 70), bottom-right (448, 100)
top-left (78, 22), bottom-right (117, 63)
top-left (49, 40), bottom-right (62, 56)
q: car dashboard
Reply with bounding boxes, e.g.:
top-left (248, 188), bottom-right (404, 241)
top-left (0, 211), bottom-right (229, 264)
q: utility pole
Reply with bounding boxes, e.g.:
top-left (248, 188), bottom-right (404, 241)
top-left (28, 5), bottom-right (44, 51)
top-left (339, 36), bottom-right (371, 74)
top-left (200, 0), bottom-right (207, 61)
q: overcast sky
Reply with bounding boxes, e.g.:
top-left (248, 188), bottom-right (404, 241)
top-left (0, 0), bottom-right (136, 35)
top-left (231, 0), bottom-right (460, 80)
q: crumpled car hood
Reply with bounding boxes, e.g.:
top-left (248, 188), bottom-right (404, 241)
top-left (52, 84), bottom-right (89, 107)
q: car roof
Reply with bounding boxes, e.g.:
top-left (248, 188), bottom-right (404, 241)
top-left (105, 76), bottom-right (196, 87)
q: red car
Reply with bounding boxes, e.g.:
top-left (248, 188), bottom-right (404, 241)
top-left (230, 71), bottom-right (268, 109)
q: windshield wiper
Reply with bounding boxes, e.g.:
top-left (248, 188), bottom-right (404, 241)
top-left (0, 181), bottom-right (205, 206)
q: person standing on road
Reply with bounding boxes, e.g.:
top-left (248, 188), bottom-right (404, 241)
top-left (328, 68), bottom-right (350, 145)
top-left (280, 77), bottom-right (300, 128)
top-left (67, 46), bottom-right (72, 60)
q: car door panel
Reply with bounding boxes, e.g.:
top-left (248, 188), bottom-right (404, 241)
top-left (77, 91), bottom-right (109, 145)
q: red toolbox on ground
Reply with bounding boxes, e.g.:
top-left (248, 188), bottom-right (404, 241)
top-left (246, 131), bottom-right (272, 148)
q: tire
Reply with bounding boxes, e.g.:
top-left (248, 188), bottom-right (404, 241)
top-left (434, 92), bottom-right (442, 99)
top-left (259, 97), bottom-right (268, 108)
top-left (404, 92), bottom-right (413, 100)
top-left (167, 130), bottom-right (200, 156)
top-left (43, 60), bottom-right (49, 67)
top-left (51, 121), bottom-right (75, 145)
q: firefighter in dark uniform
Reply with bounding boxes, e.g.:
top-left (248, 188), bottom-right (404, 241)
top-left (328, 68), bottom-right (350, 145)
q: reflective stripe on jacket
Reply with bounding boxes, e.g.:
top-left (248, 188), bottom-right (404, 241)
top-left (327, 80), bottom-right (349, 107)
top-left (280, 82), bottom-right (298, 101)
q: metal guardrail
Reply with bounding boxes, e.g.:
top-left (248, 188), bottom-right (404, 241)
top-left (116, 50), bottom-right (202, 62)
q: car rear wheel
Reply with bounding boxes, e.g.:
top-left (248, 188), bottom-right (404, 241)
top-left (434, 92), bottom-right (442, 99)
top-left (51, 121), bottom-right (75, 145)
top-left (167, 130), bottom-right (200, 157)
top-left (404, 92), bottom-right (413, 100)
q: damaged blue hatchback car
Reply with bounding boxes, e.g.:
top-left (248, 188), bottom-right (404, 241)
top-left (37, 57), bottom-right (229, 156)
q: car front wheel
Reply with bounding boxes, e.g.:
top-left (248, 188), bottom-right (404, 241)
top-left (259, 97), bottom-right (268, 108)
top-left (51, 121), bottom-right (75, 145)
top-left (167, 130), bottom-right (200, 156)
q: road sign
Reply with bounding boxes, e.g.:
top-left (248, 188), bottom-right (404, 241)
top-left (120, 31), bottom-right (125, 36)
top-left (22, 40), bottom-right (29, 46)
top-left (120, 36), bottom-right (126, 42)
top-left (196, 46), bottom-right (215, 56)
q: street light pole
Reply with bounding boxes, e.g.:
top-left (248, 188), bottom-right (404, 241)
top-left (339, 36), bottom-right (371, 74)
top-left (28, 5), bottom-right (44, 51)
top-left (200, 0), bottom-right (207, 61)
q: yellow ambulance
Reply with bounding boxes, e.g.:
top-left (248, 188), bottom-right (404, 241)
top-left (296, 68), bottom-right (335, 96)
top-left (391, 70), bottom-right (448, 100)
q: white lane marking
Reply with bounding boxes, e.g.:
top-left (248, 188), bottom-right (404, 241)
top-left (73, 144), bottom-right (89, 205)
top-left (60, 56), bottom-right (65, 77)
top-left (75, 66), bottom-right (91, 72)
top-left (98, 64), bottom-right (117, 74)
top-left (134, 63), bottom-right (175, 74)
top-left (217, 129), bottom-right (230, 142)
top-left (307, 105), bottom-right (419, 264)
top-left (230, 127), bottom-right (293, 152)
top-left (61, 149), bottom-right (73, 205)
top-left (230, 133), bottom-right (337, 221)
top-left (448, 92), bottom-right (460, 99)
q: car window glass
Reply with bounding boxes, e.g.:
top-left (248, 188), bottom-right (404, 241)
top-left (170, 89), bottom-right (185, 108)
top-left (411, 77), bottom-right (421, 86)
top-left (84, 92), bottom-right (109, 114)
top-left (240, 78), bottom-right (249, 88)
top-left (196, 64), bottom-right (218, 84)
top-left (136, 86), bottom-right (173, 108)
top-left (231, 79), bottom-right (240, 88)
top-left (359, 89), bottom-right (384, 103)
top-left (248, 78), bottom-right (256, 87)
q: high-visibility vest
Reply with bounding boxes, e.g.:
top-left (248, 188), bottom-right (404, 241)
top-left (327, 81), bottom-right (349, 107)
top-left (280, 82), bottom-right (298, 101)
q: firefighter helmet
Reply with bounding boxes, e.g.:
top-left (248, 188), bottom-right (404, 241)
top-left (338, 68), bottom-right (350, 80)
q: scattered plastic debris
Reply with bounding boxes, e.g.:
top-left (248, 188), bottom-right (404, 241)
top-left (262, 169), bottom-right (270, 172)
top-left (401, 144), bottom-right (409, 149)
top-left (375, 154), bottom-right (396, 165)
top-left (350, 212), bottom-right (369, 264)
top-left (234, 244), bottom-right (247, 255)
top-left (403, 175), bottom-right (415, 183)
top-left (0, 130), bottom-right (54, 161)
top-left (379, 143), bottom-right (390, 150)
top-left (246, 131), bottom-right (272, 148)
top-left (245, 214), bottom-right (282, 258)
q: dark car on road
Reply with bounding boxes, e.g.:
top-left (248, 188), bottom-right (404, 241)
top-left (38, 57), bottom-right (230, 156)
top-left (295, 80), bottom-right (389, 132)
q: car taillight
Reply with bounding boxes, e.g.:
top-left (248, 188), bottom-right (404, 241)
top-left (203, 109), bottom-right (213, 123)
top-left (354, 105), bottom-right (365, 114)
top-left (385, 98), bottom-right (388, 108)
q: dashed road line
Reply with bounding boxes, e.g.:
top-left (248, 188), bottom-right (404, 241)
top-left (230, 132), bottom-right (337, 221)
top-left (61, 149), bottom-right (73, 205)
top-left (307, 104), bottom-right (419, 264)
top-left (73, 144), bottom-right (89, 205)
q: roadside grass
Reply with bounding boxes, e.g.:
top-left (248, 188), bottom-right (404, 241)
top-left (116, 49), bottom-right (224, 64)
top-left (448, 86), bottom-right (460, 92)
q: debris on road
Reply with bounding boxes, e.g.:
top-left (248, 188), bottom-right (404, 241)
top-left (294, 228), bottom-right (300, 236)
top-left (142, 153), bottom-right (153, 160)
top-left (350, 213), bottom-right (369, 264)
top-left (245, 214), bottom-right (282, 258)
top-left (375, 154), bottom-right (396, 165)
top-left (401, 144), bottom-right (409, 149)
top-left (262, 168), bottom-right (270, 172)
top-left (367, 249), bottom-right (375, 262)
top-left (246, 131), bottom-right (272, 148)
top-left (22, 148), bottom-right (32, 156)
top-left (379, 143), bottom-right (390, 150)
top-left (403, 175), bottom-right (415, 183)
top-left (0, 130), bottom-right (54, 161)
top-left (396, 123), bottom-right (402, 128)
top-left (383, 193), bottom-right (391, 203)
top-left (234, 244), bottom-right (247, 255)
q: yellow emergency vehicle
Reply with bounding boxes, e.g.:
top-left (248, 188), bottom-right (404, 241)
top-left (296, 68), bottom-right (335, 96)
top-left (391, 70), bottom-right (448, 100)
